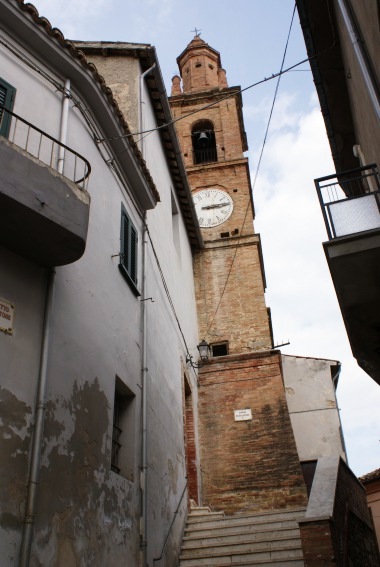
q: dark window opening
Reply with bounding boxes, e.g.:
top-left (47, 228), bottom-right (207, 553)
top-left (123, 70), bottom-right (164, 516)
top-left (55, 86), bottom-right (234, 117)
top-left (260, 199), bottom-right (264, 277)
top-left (220, 231), bottom-right (230, 238)
top-left (211, 342), bottom-right (229, 357)
top-left (111, 390), bottom-right (123, 474)
top-left (0, 77), bottom-right (16, 138)
top-left (111, 378), bottom-right (135, 479)
top-left (301, 460), bottom-right (318, 497)
top-left (119, 205), bottom-right (140, 295)
top-left (195, 62), bottom-right (202, 68)
top-left (192, 120), bottom-right (217, 165)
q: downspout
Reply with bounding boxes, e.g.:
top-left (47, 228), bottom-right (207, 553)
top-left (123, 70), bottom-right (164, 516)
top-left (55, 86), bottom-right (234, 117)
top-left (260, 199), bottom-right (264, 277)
top-left (19, 79), bottom-right (70, 567)
top-left (336, 0), bottom-right (380, 122)
top-left (57, 79), bottom-right (71, 174)
top-left (140, 214), bottom-right (148, 564)
top-left (19, 269), bottom-right (56, 567)
top-left (139, 62), bottom-right (155, 567)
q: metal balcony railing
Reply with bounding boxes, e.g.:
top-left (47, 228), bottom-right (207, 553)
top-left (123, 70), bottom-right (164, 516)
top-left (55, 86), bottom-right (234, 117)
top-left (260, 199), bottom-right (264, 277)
top-left (0, 105), bottom-right (91, 190)
top-left (193, 147), bottom-right (218, 164)
top-left (315, 164), bottom-right (380, 239)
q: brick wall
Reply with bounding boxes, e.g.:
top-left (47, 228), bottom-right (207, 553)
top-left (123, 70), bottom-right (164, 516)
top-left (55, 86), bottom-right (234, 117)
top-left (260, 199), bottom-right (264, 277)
top-left (170, 91), bottom-right (246, 172)
top-left (300, 520), bottom-right (336, 566)
top-left (299, 459), bottom-right (380, 566)
top-left (193, 236), bottom-right (271, 354)
top-left (198, 351), bottom-right (308, 514)
top-left (184, 382), bottom-right (198, 502)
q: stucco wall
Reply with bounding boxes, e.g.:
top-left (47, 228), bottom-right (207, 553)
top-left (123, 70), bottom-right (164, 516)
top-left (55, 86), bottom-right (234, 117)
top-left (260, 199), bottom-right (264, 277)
top-left (282, 355), bottom-right (346, 462)
top-left (334, 0), bottom-right (380, 168)
top-left (0, 13), bottom-right (199, 567)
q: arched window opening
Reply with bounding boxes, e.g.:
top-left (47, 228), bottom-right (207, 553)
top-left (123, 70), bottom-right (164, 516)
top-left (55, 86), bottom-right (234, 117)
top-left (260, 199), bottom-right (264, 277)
top-left (191, 120), bottom-right (217, 164)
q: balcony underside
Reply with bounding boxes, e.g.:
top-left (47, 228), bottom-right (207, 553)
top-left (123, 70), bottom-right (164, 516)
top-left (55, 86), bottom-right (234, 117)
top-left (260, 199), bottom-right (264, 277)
top-left (0, 137), bottom-right (90, 267)
top-left (324, 229), bottom-right (380, 385)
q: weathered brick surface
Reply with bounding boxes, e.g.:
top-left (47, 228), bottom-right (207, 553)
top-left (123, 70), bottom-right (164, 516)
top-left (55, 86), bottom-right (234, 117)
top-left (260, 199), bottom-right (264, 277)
top-left (170, 92), bottom-right (247, 174)
top-left (299, 460), bottom-right (380, 566)
top-left (184, 385), bottom-right (198, 502)
top-left (198, 352), bottom-right (308, 514)
top-left (193, 236), bottom-right (271, 354)
top-left (300, 520), bottom-right (337, 566)
top-left (175, 35), bottom-right (226, 93)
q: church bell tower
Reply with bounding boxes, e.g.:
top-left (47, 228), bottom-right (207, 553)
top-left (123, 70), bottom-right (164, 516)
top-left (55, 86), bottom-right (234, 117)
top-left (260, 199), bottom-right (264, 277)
top-left (169, 35), bottom-right (307, 514)
top-left (170, 35), bottom-right (272, 356)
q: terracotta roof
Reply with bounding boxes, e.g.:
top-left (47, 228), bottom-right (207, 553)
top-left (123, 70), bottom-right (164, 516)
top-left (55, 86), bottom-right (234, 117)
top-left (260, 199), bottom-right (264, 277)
top-left (359, 468), bottom-right (380, 483)
top-left (15, 0), bottom-right (160, 202)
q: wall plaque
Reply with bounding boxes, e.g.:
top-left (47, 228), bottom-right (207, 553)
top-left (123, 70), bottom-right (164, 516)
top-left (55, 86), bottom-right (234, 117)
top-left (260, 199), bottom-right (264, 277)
top-left (234, 409), bottom-right (252, 421)
top-left (0, 298), bottom-right (15, 335)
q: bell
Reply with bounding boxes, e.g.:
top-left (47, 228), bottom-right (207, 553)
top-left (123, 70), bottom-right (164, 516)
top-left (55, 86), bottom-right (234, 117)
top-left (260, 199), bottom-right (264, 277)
top-left (197, 131), bottom-right (210, 149)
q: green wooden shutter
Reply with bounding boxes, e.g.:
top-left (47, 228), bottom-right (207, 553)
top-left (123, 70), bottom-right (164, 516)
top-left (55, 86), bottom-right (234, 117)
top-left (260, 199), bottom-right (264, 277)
top-left (130, 225), bottom-right (137, 283)
top-left (120, 207), bottom-right (138, 287)
top-left (0, 78), bottom-right (16, 138)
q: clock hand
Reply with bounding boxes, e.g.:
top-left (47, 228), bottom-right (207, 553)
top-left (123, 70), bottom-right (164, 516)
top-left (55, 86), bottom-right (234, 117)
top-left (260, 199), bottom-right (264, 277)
top-left (201, 202), bottom-right (230, 210)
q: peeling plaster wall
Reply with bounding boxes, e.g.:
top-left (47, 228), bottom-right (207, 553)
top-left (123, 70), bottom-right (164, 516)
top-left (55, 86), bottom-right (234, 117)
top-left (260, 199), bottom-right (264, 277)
top-left (282, 355), bottom-right (346, 462)
top-left (1, 11), bottom-right (199, 567)
top-left (0, 245), bottom-right (46, 563)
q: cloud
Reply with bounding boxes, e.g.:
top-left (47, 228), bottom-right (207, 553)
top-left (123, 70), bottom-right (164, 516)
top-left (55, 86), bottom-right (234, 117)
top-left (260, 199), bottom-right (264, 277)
top-left (31, 0), bottom-right (110, 38)
top-left (32, 0), bottom-right (176, 42)
top-left (253, 92), bottom-right (380, 476)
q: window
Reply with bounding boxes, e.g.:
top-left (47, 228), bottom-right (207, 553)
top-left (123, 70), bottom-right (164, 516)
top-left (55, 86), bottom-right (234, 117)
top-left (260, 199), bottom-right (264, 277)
top-left (111, 377), bottom-right (135, 479)
top-left (0, 78), bottom-right (16, 138)
top-left (191, 120), bottom-right (217, 165)
top-left (211, 342), bottom-right (229, 357)
top-left (119, 205), bottom-right (139, 295)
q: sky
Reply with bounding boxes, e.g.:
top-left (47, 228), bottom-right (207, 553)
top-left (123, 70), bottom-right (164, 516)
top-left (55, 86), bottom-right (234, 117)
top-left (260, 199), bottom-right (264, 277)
top-left (29, 0), bottom-right (380, 477)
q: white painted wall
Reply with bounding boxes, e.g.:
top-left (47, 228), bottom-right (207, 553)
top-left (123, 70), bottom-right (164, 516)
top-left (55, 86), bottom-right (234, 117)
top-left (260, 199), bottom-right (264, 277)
top-left (282, 355), bottom-right (346, 462)
top-left (0, 10), bottom-right (199, 567)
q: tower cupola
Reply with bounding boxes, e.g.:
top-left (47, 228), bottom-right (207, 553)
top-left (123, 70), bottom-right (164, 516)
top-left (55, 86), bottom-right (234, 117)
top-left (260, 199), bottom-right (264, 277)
top-left (174, 35), bottom-right (228, 94)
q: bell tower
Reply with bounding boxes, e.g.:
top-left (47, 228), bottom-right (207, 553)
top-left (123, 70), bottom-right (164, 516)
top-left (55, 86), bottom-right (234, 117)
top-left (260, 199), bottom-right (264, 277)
top-left (170, 35), bottom-right (272, 355)
top-left (169, 36), bottom-right (307, 514)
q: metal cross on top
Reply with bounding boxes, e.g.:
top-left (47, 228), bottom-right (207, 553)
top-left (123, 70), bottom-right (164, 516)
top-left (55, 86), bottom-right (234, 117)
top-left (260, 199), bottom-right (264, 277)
top-left (191, 27), bottom-right (202, 36)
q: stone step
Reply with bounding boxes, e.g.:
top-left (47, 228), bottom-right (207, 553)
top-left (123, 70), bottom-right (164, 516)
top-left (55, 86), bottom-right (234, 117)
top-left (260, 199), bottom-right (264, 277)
top-left (186, 509), bottom-right (305, 530)
top-left (179, 544), bottom-right (304, 566)
top-left (188, 505), bottom-right (213, 515)
top-left (186, 506), bottom-right (305, 522)
top-left (180, 557), bottom-right (304, 567)
top-left (180, 535), bottom-right (302, 558)
top-left (182, 525), bottom-right (301, 546)
top-left (185, 516), bottom-right (301, 535)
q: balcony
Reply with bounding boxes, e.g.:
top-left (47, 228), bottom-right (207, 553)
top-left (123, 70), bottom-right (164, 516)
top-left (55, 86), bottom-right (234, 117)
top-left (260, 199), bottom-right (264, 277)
top-left (0, 107), bottom-right (91, 267)
top-left (315, 165), bottom-right (380, 384)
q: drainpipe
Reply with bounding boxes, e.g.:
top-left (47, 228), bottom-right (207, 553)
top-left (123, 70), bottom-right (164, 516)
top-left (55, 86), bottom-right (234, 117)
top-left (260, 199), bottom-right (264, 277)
top-left (57, 79), bottom-right (71, 174)
top-left (19, 269), bottom-right (56, 567)
top-left (336, 0), bottom-right (380, 122)
top-left (140, 214), bottom-right (148, 566)
top-left (139, 63), bottom-right (156, 156)
top-left (139, 63), bottom-right (155, 567)
top-left (19, 79), bottom-right (70, 566)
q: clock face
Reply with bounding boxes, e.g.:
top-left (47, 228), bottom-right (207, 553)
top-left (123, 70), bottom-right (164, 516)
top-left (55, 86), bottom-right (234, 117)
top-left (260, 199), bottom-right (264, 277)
top-left (193, 189), bottom-right (234, 228)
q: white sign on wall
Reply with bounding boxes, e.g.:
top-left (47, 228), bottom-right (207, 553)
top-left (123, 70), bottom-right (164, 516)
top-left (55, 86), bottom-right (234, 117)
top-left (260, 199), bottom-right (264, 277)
top-left (234, 409), bottom-right (252, 421)
top-left (0, 298), bottom-right (15, 335)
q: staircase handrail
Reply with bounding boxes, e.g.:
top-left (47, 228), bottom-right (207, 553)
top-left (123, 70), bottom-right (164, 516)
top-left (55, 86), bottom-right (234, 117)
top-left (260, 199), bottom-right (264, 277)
top-left (153, 480), bottom-right (188, 564)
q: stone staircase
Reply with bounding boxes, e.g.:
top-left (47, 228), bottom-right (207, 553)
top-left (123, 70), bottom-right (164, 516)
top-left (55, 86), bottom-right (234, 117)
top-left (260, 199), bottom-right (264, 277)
top-left (179, 504), bottom-right (306, 566)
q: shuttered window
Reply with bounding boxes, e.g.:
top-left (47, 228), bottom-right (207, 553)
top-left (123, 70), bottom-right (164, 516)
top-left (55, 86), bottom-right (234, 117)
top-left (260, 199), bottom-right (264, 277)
top-left (119, 205), bottom-right (139, 295)
top-left (0, 78), bottom-right (16, 138)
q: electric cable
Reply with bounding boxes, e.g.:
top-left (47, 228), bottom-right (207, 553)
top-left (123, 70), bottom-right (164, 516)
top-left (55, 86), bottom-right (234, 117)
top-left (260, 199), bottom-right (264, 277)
top-left (204, 3), bottom-right (297, 338)
top-left (96, 56), bottom-right (310, 143)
